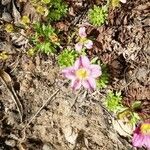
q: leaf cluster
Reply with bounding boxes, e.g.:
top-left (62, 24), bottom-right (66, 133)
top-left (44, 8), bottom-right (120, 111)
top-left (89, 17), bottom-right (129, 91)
top-left (58, 49), bottom-right (78, 67)
top-left (105, 91), bottom-right (141, 126)
top-left (48, 0), bottom-right (68, 21)
top-left (31, 0), bottom-right (68, 21)
top-left (117, 109), bottom-right (140, 126)
top-left (31, 23), bottom-right (59, 54)
top-left (96, 64), bottom-right (109, 88)
top-left (88, 5), bottom-right (108, 26)
top-left (104, 91), bottom-right (123, 113)
top-left (111, 0), bottom-right (120, 8)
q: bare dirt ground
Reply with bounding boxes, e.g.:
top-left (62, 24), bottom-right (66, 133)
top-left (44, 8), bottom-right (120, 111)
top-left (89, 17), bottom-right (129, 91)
top-left (0, 0), bottom-right (150, 149)
top-left (0, 57), bottom-right (134, 150)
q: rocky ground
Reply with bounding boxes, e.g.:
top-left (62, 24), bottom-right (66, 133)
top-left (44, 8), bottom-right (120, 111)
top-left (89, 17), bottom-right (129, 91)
top-left (0, 0), bottom-right (149, 149)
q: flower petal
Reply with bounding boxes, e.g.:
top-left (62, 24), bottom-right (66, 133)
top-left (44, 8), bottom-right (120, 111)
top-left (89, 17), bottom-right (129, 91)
top-left (79, 27), bottom-right (87, 38)
top-left (86, 77), bottom-right (96, 90)
top-left (62, 67), bottom-right (76, 79)
top-left (71, 79), bottom-right (81, 90)
top-left (82, 80), bottom-right (91, 90)
top-left (84, 40), bottom-right (93, 49)
top-left (132, 133), bottom-right (144, 147)
top-left (144, 136), bottom-right (150, 149)
top-left (89, 64), bottom-right (102, 78)
top-left (74, 58), bottom-right (81, 70)
top-left (120, 0), bottom-right (126, 3)
top-left (75, 43), bottom-right (83, 52)
top-left (74, 56), bottom-right (90, 69)
top-left (80, 56), bottom-right (90, 68)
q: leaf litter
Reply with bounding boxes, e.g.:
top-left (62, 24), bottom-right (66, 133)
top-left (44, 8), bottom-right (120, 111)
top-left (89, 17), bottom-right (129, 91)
top-left (0, 0), bottom-right (149, 149)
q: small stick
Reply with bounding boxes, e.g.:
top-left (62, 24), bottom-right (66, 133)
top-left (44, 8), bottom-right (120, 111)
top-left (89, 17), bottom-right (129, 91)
top-left (0, 70), bottom-right (23, 122)
top-left (23, 89), bottom-right (59, 130)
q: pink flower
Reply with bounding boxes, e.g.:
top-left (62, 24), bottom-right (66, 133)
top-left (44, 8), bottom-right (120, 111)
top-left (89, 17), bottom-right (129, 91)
top-left (79, 27), bottom-right (87, 38)
top-left (120, 0), bottom-right (126, 3)
top-left (75, 43), bottom-right (83, 52)
top-left (84, 40), bottom-right (93, 49)
top-left (75, 27), bottom-right (93, 52)
top-left (132, 120), bottom-right (150, 149)
top-left (62, 56), bottom-right (101, 91)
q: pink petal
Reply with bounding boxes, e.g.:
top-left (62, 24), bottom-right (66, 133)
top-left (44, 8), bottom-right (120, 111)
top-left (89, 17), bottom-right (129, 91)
top-left (74, 56), bottom-right (90, 69)
top-left (79, 27), bottom-right (87, 38)
top-left (80, 56), bottom-right (90, 68)
top-left (144, 120), bottom-right (150, 124)
top-left (144, 136), bottom-right (150, 149)
top-left (89, 64), bottom-right (102, 78)
top-left (82, 80), bottom-right (91, 90)
top-left (74, 58), bottom-right (81, 70)
top-left (84, 40), bottom-right (93, 49)
top-left (62, 67), bottom-right (76, 79)
top-left (75, 43), bottom-right (83, 52)
top-left (141, 136), bottom-right (147, 148)
top-left (71, 79), bottom-right (81, 90)
top-left (132, 134), bottom-right (144, 147)
top-left (86, 77), bottom-right (96, 90)
top-left (120, 0), bottom-right (126, 3)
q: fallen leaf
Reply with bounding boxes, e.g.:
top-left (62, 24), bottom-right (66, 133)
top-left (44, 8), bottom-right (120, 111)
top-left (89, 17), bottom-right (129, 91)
top-left (112, 118), bottom-right (135, 137)
top-left (5, 24), bottom-right (14, 33)
top-left (12, 0), bottom-right (21, 24)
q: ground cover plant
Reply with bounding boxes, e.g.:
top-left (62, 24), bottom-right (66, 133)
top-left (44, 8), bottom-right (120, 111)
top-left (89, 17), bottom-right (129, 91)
top-left (30, 23), bottom-right (60, 54)
top-left (0, 0), bottom-right (149, 149)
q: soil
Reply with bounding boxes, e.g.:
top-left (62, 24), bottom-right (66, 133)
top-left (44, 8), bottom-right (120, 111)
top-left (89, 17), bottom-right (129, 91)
top-left (0, 0), bottom-right (149, 150)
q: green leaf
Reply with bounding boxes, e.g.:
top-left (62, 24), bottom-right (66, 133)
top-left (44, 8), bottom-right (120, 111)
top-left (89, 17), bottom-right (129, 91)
top-left (30, 23), bottom-right (59, 55)
top-left (131, 101), bottom-right (142, 110)
top-left (96, 64), bottom-right (109, 89)
top-left (88, 5), bottom-right (108, 26)
top-left (58, 49), bottom-right (78, 67)
top-left (48, 0), bottom-right (68, 21)
top-left (41, 0), bottom-right (51, 4)
top-left (104, 91), bottom-right (123, 113)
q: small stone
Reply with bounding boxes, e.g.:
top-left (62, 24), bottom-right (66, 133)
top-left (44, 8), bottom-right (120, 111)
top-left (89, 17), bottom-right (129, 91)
top-left (42, 144), bottom-right (54, 150)
top-left (63, 125), bottom-right (78, 145)
top-left (5, 139), bottom-right (16, 147)
top-left (2, 12), bottom-right (12, 22)
top-left (136, 67), bottom-right (148, 82)
top-left (2, 0), bottom-right (11, 5)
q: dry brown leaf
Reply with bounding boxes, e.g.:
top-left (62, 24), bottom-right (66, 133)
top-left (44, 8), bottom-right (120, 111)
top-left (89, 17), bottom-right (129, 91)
top-left (12, 0), bottom-right (21, 24)
top-left (112, 118), bottom-right (134, 137)
top-left (22, 2), bottom-right (40, 23)
top-left (0, 69), bottom-right (12, 83)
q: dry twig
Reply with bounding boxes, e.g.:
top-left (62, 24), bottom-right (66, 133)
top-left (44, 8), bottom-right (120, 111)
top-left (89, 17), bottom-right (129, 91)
top-left (23, 89), bottom-right (60, 130)
top-left (0, 69), bottom-right (23, 122)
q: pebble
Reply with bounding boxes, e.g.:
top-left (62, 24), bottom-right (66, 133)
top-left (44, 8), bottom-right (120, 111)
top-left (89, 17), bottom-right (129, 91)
top-left (5, 139), bottom-right (16, 147)
top-left (43, 144), bottom-right (54, 150)
top-left (2, 12), bottom-right (12, 22)
top-left (2, 0), bottom-right (11, 5)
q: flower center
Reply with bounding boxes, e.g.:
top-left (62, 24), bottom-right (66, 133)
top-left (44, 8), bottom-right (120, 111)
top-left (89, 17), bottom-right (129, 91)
top-left (141, 124), bottom-right (150, 135)
top-left (80, 37), bottom-right (87, 43)
top-left (76, 68), bottom-right (89, 80)
top-left (50, 34), bottom-right (59, 43)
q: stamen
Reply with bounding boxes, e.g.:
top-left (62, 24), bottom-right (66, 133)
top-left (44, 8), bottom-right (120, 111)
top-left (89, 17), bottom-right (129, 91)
top-left (76, 68), bottom-right (89, 80)
top-left (141, 123), bottom-right (150, 135)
